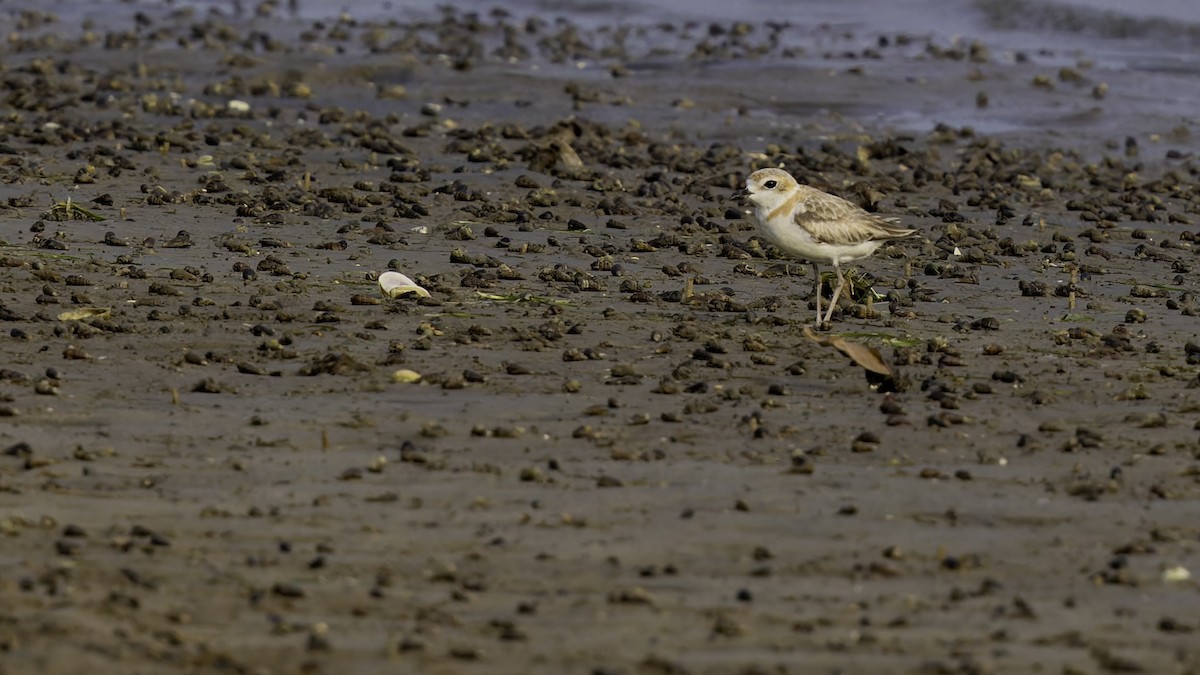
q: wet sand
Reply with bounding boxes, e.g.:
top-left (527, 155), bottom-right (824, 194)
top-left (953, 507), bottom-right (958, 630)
top-left (1, 4), bottom-right (1199, 674)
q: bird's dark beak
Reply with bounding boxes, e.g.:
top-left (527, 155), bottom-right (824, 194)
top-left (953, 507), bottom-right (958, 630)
top-left (729, 188), bottom-right (750, 202)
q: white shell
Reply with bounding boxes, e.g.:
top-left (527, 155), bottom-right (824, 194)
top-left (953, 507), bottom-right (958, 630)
top-left (57, 307), bottom-right (112, 321)
top-left (378, 271), bottom-right (430, 298)
top-left (1162, 566), bottom-right (1192, 583)
top-left (392, 369), bottom-right (422, 383)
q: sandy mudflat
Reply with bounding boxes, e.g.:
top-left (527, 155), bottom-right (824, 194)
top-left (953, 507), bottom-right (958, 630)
top-left (0, 3), bottom-right (1198, 674)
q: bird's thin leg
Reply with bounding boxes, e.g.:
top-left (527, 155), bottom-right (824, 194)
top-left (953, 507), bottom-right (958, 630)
top-left (811, 262), bottom-right (822, 325)
top-left (823, 262), bottom-right (846, 323)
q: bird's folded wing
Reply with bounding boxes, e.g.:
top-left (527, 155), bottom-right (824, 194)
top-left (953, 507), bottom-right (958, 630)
top-left (796, 196), bottom-right (906, 245)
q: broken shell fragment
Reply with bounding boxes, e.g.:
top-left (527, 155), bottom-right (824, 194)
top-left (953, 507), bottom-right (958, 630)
top-left (378, 271), bottom-right (430, 299)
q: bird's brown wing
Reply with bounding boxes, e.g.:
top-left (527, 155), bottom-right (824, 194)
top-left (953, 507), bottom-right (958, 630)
top-left (796, 192), bottom-right (914, 245)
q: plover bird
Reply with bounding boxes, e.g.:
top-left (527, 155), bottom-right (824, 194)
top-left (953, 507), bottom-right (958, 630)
top-left (734, 168), bottom-right (915, 324)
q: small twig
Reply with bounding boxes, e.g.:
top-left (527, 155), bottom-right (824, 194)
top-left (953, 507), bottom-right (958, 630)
top-left (1068, 265), bottom-right (1078, 313)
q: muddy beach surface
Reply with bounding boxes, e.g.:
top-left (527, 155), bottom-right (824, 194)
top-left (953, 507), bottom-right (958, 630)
top-left (1, 3), bottom-right (1199, 674)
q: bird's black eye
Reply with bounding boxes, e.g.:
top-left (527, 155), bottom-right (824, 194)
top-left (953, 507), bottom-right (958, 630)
top-left (763, 180), bottom-right (778, 189)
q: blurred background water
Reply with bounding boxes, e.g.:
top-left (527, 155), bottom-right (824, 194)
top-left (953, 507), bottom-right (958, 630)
top-left (300, 0), bottom-right (1200, 71)
top-left (17, 0), bottom-right (1200, 141)
top-left (29, 0), bottom-right (1200, 73)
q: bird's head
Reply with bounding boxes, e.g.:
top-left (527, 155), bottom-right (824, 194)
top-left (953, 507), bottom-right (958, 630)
top-left (731, 168), bottom-right (799, 210)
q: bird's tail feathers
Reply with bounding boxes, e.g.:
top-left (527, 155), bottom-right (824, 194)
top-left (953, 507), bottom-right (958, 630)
top-left (874, 217), bottom-right (917, 239)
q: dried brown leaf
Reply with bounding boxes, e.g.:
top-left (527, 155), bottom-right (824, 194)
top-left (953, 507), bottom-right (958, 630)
top-left (803, 326), bottom-right (893, 376)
